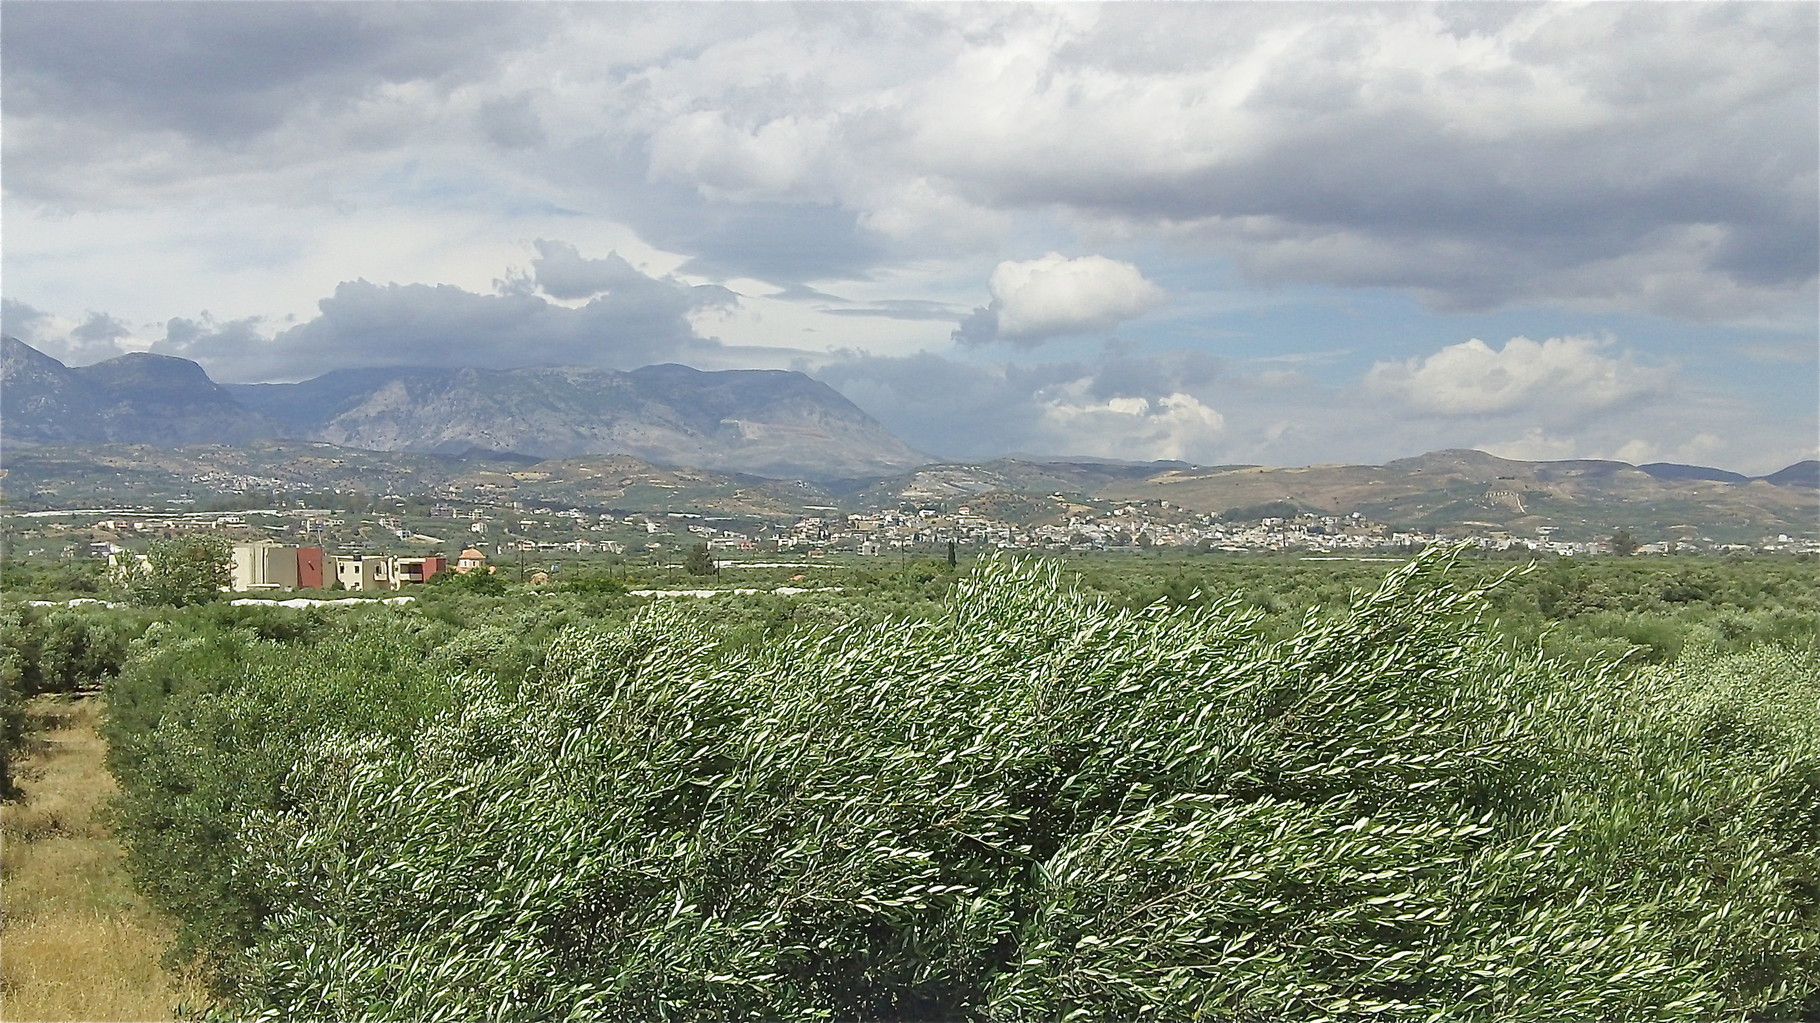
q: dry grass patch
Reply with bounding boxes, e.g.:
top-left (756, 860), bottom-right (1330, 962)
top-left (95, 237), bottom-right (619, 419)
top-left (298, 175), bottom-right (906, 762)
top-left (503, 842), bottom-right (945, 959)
top-left (1, 698), bottom-right (211, 1022)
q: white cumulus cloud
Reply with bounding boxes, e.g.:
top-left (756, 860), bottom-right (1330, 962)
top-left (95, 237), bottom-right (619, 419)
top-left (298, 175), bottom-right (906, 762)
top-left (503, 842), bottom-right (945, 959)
top-left (957, 252), bottom-right (1165, 346)
top-left (1364, 335), bottom-right (1671, 417)
top-left (1036, 386), bottom-right (1224, 461)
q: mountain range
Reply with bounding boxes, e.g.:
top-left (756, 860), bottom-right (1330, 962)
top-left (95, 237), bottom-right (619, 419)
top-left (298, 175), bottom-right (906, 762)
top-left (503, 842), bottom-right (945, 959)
top-left (1, 337), bottom-right (923, 479)
top-left (1, 335), bottom-right (281, 447)
top-left (3, 336), bottom-right (1815, 540)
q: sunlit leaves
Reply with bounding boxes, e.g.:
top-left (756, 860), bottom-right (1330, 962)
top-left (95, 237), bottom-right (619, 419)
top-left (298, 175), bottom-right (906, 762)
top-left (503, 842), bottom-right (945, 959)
top-left (109, 551), bottom-right (1820, 1020)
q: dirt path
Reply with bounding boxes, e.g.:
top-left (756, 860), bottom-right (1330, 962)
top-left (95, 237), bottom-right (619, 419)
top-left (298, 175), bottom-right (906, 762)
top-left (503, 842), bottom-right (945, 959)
top-left (0, 698), bottom-right (212, 1022)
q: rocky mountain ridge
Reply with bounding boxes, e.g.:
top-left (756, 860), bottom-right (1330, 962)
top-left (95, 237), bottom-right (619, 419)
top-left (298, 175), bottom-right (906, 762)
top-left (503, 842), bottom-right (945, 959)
top-left (1, 337), bottom-right (924, 480)
top-left (1, 336), bottom-right (281, 447)
top-left (4, 339), bottom-right (1813, 539)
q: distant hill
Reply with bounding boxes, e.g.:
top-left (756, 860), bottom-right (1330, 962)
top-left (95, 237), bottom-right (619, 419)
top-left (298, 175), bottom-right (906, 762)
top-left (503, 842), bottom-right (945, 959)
top-left (1760, 460), bottom-right (1819, 488)
top-left (227, 366), bottom-right (451, 434)
top-left (2, 336), bottom-right (281, 446)
top-left (1639, 462), bottom-right (1751, 484)
top-left (3, 439), bottom-right (1815, 542)
top-left (229, 362), bottom-right (926, 480)
top-left (0, 441), bottom-right (838, 518)
top-left (1086, 448), bottom-right (1817, 541)
top-left (2, 338), bottom-right (925, 480)
top-left (4, 339), bottom-right (1813, 540)
top-left (821, 446), bottom-right (1816, 541)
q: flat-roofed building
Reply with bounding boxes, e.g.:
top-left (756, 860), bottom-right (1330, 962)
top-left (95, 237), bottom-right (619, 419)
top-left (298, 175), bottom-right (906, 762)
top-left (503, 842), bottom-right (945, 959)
top-left (224, 544), bottom-right (444, 592)
top-left (332, 555), bottom-right (397, 591)
top-left (395, 556), bottom-right (446, 584)
top-left (232, 541), bottom-right (300, 591)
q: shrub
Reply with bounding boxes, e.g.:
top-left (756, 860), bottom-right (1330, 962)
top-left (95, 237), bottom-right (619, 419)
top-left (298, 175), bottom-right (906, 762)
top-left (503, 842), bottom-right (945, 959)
top-left (105, 608), bottom-right (466, 971)
top-left (102, 552), bottom-right (1820, 1020)
top-left (127, 536), bottom-right (232, 607)
top-left (0, 622), bottom-right (27, 801)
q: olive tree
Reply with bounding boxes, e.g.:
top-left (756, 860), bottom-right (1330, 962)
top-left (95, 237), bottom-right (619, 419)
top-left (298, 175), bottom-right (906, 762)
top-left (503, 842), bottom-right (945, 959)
top-left (128, 536), bottom-right (232, 607)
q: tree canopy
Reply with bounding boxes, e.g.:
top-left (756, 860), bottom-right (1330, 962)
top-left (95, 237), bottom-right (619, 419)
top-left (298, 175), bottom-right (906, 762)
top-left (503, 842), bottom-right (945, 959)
top-left (127, 536), bottom-right (231, 606)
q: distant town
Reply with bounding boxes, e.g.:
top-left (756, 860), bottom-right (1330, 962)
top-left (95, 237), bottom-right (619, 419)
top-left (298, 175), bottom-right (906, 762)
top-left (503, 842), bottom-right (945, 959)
top-left (8, 486), bottom-right (1815, 593)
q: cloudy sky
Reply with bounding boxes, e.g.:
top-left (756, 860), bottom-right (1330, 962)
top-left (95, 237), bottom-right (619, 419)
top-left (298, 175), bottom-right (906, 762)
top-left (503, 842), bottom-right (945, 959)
top-left (4, 2), bottom-right (1815, 473)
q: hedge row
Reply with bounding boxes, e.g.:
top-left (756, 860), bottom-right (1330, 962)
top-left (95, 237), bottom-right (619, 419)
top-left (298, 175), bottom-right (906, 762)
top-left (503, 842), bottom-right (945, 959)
top-left (103, 553), bottom-right (1819, 1020)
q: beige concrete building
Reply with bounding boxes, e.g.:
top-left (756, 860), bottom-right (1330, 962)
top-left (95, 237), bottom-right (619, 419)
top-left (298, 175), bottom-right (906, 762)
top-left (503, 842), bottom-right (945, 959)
top-left (231, 542), bottom-right (301, 591)
top-left (332, 555), bottom-right (396, 591)
top-left (326, 554), bottom-right (448, 591)
top-left (207, 544), bottom-right (451, 593)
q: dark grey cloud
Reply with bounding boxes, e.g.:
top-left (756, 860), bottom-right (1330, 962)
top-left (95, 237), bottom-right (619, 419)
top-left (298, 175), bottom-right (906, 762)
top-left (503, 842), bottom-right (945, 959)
top-left (539, 133), bottom-right (895, 285)
top-left (1083, 345), bottom-right (1225, 400)
top-left (952, 307), bottom-right (999, 347)
top-left (883, 3), bottom-right (1816, 319)
top-left (0, 300), bottom-right (139, 365)
top-left (10, 3), bottom-right (1811, 317)
top-left (769, 284), bottom-right (851, 303)
top-left (1713, 220), bottom-right (1820, 289)
top-left (60, 312), bottom-right (135, 363)
top-left (953, 99), bottom-right (1813, 316)
top-left (1, 300), bottom-right (50, 344)
top-left (818, 299), bottom-right (966, 322)
top-left (155, 247), bottom-right (736, 382)
top-left (476, 94), bottom-right (548, 152)
top-left (525, 240), bottom-right (733, 305)
top-left (1, 1), bottom-right (527, 144)
top-left (70, 312), bottom-right (132, 346)
top-left (669, 202), bottom-right (888, 284)
top-left (160, 314), bottom-right (269, 373)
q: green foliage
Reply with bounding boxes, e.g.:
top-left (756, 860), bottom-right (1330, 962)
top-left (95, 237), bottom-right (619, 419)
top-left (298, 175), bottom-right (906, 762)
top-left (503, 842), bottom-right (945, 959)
top-left (560, 571), bottom-right (627, 596)
top-left (0, 609), bottom-right (29, 801)
top-left (429, 564), bottom-right (508, 595)
top-left (1073, 553), bottom-right (1819, 661)
top-left (99, 592), bottom-right (631, 965)
top-left (101, 553), bottom-right (1820, 1019)
top-left (0, 605), bottom-right (149, 696)
top-left (1221, 499), bottom-right (1303, 521)
top-left (0, 605), bottom-right (46, 695)
top-left (36, 609), bottom-right (135, 692)
top-left (0, 555), bottom-right (106, 596)
top-left (128, 535), bottom-right (232, 606)
top-left (0, 603), bottom-right (153, 797)
top-left (684, 542), bottom-right (718, 577)
top-left (104, 607), bottom-right (469, 971)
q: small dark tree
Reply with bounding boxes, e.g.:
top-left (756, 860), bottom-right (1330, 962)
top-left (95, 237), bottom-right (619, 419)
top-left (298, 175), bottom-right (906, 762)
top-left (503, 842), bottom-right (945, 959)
top-left (947, 540), bottom-right (957, 569)
top-left (1609, 528), bottom-right (1640, 556)
top-left (0, 620), bottom-right (28, 801)
top-left (684, 542), bottom-right (718, 577)
top-left (128, 535), bottom-right (232, 606)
